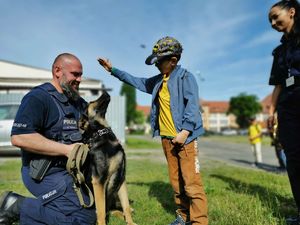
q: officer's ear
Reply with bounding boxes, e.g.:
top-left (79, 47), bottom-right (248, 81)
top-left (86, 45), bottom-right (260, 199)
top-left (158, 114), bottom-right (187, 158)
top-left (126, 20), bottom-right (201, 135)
top-left (53, 65), bottom-right (63, 79)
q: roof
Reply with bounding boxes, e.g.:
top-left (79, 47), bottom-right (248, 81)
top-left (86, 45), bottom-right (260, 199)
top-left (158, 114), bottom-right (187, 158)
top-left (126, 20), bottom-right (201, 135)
top-left (0, 59), bottom-right (106, 91)
top-left (201, 101), bottom-right (229, 113)
top-left (136, 105), bottom-right (151, 116)
top-left (261, 93), bottom-right (272, 114)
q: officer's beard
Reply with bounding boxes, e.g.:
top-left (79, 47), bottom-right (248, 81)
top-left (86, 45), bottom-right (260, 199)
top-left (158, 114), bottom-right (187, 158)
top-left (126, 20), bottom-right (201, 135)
top-left (60, 79), bottom-right (80, 102)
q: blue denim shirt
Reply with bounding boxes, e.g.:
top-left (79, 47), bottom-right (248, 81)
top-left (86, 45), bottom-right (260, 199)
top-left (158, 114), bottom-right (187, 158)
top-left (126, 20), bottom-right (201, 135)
top-left (111, 65), bottom-right (204, 144)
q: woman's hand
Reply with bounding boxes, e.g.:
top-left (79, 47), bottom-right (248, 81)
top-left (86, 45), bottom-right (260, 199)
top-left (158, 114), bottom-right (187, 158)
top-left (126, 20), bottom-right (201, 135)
top-left (97, 57), bottom-right (112, 73)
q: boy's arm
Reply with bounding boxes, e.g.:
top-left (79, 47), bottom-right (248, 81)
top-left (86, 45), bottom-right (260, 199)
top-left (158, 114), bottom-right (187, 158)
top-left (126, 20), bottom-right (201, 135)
top-left (97, 57), bottom-right (157, 94)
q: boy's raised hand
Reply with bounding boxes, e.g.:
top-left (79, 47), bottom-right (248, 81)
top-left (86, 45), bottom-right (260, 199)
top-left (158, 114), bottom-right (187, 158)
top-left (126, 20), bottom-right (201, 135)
top-left (97, 57), bottom-right (112, 73)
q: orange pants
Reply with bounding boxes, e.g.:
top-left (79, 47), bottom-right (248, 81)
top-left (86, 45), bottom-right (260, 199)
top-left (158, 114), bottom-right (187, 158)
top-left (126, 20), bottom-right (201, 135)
top-left (161, 138), bottom-right (208, 225)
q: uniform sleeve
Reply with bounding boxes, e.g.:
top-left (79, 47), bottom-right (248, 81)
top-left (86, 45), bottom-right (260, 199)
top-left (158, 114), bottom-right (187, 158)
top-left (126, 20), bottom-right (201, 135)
top-left (269, 45), bottom-right (286, 86)
top-left (11, 91), bottom-right (47, 135)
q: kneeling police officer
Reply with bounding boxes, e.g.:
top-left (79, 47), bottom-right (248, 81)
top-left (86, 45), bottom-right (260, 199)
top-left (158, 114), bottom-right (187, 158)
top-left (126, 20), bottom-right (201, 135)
top-left (0, 53), bottom-right (96, 225)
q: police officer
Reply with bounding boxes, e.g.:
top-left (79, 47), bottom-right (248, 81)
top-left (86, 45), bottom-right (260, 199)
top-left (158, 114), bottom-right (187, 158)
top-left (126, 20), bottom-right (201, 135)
top-left (269, 1), bottom-right (300, 224)
top-left (0, 53), bottom-right (96, 225)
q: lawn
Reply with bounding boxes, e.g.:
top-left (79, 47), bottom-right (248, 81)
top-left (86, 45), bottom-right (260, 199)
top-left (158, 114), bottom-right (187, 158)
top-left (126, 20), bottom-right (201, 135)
top-left (0, 158), bottom-right (294, 225)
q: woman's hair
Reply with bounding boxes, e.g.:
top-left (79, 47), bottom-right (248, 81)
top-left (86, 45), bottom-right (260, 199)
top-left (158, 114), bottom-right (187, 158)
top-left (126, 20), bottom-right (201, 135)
top-left (272, 0), bottom-right (300, 43)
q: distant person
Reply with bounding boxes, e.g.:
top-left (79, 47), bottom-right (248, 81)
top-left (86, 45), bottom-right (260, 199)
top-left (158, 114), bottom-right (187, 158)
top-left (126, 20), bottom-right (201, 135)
top-left (268, 0), bottom-right (300, 223)
top-left (98, 36), bottom-right (208, 225)
top-left (0, 53), bottom-right (96, 225)
top-left (267, 113), bottom-right (286, 170)
top-left (248, 117), bottom-right (263, 166)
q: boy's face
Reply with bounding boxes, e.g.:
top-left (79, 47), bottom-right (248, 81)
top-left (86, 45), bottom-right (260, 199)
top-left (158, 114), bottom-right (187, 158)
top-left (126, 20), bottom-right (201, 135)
top-left (155, 56), bottom-right (178, 75)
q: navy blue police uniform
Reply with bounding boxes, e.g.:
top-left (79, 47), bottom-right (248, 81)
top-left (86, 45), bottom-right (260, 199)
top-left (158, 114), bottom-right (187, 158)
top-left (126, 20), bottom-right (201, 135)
top-left (269, 35), bottom-right (300, 211)
top-left (11, 83), bottom-right (96, 225)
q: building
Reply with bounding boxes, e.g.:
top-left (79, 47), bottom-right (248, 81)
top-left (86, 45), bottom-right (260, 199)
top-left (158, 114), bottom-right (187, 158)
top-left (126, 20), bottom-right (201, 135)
top-left (201, 100), bottom-right (238, 132)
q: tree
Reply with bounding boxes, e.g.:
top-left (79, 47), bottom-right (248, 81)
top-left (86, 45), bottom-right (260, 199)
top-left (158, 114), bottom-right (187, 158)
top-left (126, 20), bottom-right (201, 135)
top-left (133, 110), bottom-right (145, 124)
top-left (228, 93), bottom-right (262, 129)
top-left (120, 83), bottom-right (137, 125)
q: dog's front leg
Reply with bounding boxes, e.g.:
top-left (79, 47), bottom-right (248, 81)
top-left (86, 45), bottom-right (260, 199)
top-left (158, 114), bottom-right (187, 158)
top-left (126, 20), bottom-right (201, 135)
top-left (92, 176), bottom-right (106, 225)
top-left (118, 181), bottom-right (137, 225)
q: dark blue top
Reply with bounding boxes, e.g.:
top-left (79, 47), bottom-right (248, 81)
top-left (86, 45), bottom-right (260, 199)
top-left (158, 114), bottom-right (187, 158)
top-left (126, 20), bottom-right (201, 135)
top-left (11, 83), bottom-right (60, 136)
top-left (269, 35), bottom-right (300, 85)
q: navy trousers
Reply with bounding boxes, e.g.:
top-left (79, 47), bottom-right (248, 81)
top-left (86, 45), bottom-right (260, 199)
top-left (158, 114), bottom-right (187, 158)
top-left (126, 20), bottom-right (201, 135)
top-left (20, 166), bottom-right (96, 225)
top-left (278, 87), bottom-right (300, 211)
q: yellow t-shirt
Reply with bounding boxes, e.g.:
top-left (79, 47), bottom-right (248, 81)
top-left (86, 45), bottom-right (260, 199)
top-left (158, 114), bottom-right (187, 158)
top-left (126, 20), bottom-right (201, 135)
top-left (158, 74), bottom-right (177, 137)
top-left (248, 124), bottom-right (262, 144)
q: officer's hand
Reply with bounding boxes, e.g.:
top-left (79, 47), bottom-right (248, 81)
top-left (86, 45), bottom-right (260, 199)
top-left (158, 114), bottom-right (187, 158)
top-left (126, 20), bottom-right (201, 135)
top-left (267, 115), bottom-right (275, 128)
top-left (97, 57), bottom-right (112, 73)
top-left (66, 143), bottom-right (81, 158)
top-left (172, 130), bottom-right (190, 146)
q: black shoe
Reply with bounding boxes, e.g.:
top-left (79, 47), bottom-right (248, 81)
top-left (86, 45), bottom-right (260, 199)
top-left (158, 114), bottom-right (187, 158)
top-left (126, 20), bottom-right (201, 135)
top-left (0, 191), bottom-right (24, 225)
top-left (286, 215), bottom-right (300, 225)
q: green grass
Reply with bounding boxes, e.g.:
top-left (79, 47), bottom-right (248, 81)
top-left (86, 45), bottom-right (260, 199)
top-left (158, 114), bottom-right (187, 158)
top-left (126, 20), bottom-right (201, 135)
top-left (0, 159), bottom-right (295, 225)
top-left (125, 137), bottom-right (161, 149)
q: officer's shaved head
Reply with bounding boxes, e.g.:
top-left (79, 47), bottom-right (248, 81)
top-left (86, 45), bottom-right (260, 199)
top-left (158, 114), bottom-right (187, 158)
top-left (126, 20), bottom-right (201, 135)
top-left (52, 53), bottom-right (81, 72)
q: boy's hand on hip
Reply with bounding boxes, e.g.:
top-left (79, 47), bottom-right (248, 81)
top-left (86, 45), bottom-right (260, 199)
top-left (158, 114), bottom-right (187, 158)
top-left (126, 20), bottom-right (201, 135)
top-left (172, 130), bottom-right (190, 146)
top-left (97, 57), bottom-right (112, 72)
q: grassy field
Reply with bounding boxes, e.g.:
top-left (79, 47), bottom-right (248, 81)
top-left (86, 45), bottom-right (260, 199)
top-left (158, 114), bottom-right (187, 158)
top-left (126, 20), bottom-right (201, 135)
top-left (125, 136), bottom-right (161, 149)
top-left (0, 157), bottom-right (295, 225)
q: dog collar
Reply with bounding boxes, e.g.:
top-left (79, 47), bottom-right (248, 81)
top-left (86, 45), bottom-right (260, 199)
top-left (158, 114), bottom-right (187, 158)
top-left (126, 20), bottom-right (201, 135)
top-left (96, 128), bottom-right (112, 137)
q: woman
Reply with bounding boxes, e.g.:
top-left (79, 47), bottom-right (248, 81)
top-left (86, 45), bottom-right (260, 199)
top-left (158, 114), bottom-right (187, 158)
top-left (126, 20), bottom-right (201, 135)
top-left (269, 0), bottom-right (300, 224)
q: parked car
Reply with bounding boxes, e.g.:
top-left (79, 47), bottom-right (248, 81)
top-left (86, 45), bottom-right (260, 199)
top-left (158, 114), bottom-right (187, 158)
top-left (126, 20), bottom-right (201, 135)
top-left (238, 129), bottom-right (248, 136)
top-left (221, 129), bottom-right (238, 136)
top-left (0, 103), bottom-right (21, 155)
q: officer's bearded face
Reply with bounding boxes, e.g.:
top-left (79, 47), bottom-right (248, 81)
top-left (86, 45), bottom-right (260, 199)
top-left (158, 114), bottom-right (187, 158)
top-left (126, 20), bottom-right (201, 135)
top-left (60, 75), bottom-right (80, 101)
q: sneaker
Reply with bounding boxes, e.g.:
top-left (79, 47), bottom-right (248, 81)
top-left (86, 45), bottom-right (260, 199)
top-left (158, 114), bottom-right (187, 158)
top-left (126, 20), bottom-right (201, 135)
top-left (169, 214), bottom-right (191, 225)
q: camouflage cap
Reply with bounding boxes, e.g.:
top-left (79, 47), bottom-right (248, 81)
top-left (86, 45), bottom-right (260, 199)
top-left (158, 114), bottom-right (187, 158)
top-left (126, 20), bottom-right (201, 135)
top-left (145, 36), bottom-right (183, 65)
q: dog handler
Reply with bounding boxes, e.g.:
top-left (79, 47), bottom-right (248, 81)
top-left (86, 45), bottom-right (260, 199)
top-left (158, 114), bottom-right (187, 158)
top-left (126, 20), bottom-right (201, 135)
top-left (0, 53), bottom-right (96, 225)
top-left (98, 36), bottom-right (208, 225)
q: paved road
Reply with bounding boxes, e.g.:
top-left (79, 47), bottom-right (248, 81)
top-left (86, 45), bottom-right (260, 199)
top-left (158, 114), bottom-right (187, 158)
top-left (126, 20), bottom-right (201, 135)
top-left (198, 138), bottom-right (283, 171)
top-left (127, 135), bottom-right (285, 172)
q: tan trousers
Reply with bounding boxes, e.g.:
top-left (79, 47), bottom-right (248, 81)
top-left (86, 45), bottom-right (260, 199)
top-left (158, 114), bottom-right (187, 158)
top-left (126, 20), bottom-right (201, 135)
top-left (161, 138), bottom-right (208, 225)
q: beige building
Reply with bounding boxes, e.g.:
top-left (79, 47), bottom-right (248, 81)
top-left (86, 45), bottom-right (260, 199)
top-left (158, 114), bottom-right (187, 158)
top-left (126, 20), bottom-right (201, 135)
top-left (201, 100), bottom-right (238, 132)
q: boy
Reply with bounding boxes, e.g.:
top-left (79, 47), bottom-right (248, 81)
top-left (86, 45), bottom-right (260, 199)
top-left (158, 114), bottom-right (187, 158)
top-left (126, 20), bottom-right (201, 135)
top-left (98, 36), bottom-right (208, 225)
top-left (248, 117), bottom-right (263, 166)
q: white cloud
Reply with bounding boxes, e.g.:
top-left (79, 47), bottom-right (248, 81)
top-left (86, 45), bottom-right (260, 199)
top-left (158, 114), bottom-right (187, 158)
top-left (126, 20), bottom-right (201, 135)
top-left (244, 30), bottom-right (281, 48)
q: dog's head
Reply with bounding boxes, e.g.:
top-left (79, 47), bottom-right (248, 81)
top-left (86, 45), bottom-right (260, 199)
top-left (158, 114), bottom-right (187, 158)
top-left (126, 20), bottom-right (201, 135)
top-left (79, 91), bottom-right (111, 131)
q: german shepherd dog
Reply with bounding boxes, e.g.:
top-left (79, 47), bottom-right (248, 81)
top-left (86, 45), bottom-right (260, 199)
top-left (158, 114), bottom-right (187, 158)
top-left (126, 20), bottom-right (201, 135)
top-left (79, 91), bottom-right (136, 225)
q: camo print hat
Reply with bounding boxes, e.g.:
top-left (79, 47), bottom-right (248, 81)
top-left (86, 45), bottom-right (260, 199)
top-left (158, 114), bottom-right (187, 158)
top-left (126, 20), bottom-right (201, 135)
top-left (145, 36), bottom-right (183, 65)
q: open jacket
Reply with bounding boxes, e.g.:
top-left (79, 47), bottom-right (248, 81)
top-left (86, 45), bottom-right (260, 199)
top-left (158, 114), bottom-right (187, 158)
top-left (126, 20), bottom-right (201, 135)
top-left (111, 65), bottom-right (204, 144)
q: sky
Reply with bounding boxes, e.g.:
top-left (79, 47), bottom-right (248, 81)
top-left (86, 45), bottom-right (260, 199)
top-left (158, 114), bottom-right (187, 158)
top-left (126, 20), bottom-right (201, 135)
top-left (0, 0), bottom-right (282, 105)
